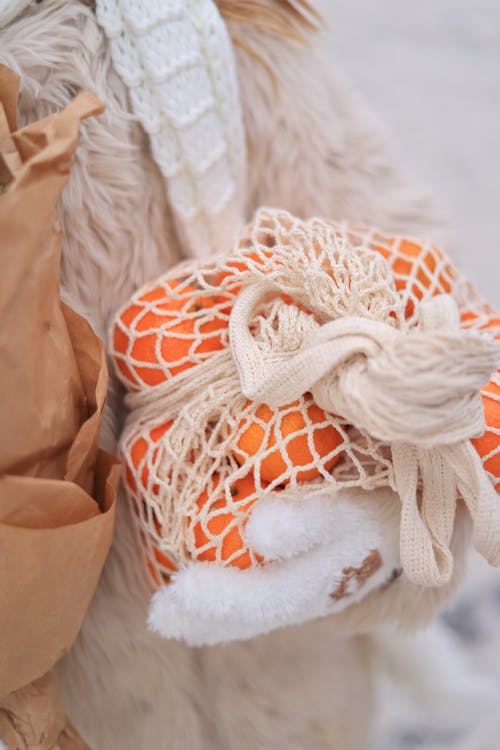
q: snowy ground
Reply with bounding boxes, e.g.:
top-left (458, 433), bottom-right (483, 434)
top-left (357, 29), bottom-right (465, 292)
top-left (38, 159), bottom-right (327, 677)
top-left (319, 4), bottom-right (500, 748)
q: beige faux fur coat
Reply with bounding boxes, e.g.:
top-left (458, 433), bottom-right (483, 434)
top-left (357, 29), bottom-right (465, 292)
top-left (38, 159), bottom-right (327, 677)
top-left (0, 2), bottom-right (469, 748)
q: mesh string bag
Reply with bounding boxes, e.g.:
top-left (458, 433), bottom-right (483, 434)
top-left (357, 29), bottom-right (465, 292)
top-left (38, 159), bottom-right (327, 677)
top-left (110, 208), bottom-right (500, 592)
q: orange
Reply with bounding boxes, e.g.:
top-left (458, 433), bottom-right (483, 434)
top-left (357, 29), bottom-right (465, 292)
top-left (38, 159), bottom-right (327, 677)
top-left (192, 474), bottom-right (263, 569)
top-left (113, 279), bottom-right (227, 387)
top-left (125, 422), bottom-right (172, 494)
top-left (371, 237), bottom-right (457, 319)
top-left (146, 548), bottom-right (178, 587)
top-left (125, 422), bottom-right (178, 584)
top-left (460, 310), bottom-right (500, 489)
top-left (234, 397), bottom-right (343, 484)
top-left (460, 310), bottom-right (500, 334)
top-left (472, 379), bottom-right (500, 491)
top-left (148, 512), bottom-right (178, 584)
top-left (146, 524), bottom-right (178, 586)
top-left (215, 251), bottom-right (271, 312)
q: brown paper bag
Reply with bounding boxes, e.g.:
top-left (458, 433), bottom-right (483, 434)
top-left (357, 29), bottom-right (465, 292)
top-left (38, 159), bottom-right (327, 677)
top-left (0, 670), bottom-right (90, 750)
top-left (0, 64), bottom-right (120, 746)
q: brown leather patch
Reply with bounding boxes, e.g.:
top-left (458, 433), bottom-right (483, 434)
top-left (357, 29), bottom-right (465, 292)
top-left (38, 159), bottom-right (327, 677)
top-left (329, 549), bottom-right (382, 601)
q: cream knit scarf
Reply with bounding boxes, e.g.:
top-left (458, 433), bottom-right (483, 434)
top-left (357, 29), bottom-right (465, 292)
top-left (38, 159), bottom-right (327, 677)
top-left (95, 0), bottom-right (247, 258)
top-left (0, 0), bottom-right (247, 258)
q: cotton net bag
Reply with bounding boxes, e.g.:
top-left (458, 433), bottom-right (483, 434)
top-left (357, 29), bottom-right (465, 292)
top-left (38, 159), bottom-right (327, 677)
top-left (111, 208), bottom-right (500, 644)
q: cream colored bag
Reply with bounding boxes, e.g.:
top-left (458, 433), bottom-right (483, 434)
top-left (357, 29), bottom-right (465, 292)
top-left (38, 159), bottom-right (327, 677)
top-left (111, 208), bottom-right (500, 617)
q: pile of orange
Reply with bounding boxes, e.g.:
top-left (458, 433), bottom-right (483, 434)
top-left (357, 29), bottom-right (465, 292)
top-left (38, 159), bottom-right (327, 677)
top-left (126, 421), bottom-right (266, 578)
top-left (113, 231), bottom-right (500, 587)
top-left (114, 272), bottom-right (346, 582)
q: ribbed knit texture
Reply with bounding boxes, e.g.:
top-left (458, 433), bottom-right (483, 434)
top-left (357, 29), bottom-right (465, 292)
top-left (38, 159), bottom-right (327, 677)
top-left (95, 0), bottom-right (247, 258)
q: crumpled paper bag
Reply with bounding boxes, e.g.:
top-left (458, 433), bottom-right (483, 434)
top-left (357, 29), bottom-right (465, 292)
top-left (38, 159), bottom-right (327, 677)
top-left (0, 671), bottom-right (89, 750)
top-left (0, 65), bottom-right (120, 747)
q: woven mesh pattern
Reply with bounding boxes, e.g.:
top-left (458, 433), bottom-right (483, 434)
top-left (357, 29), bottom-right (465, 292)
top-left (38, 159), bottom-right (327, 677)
top-left (342, 225), bottom-right (459, 322)
top-left (110, 209), bottom-right (499, 586)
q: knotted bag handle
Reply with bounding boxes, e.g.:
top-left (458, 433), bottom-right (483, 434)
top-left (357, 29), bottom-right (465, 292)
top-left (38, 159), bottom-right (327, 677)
top-left (229, 280), bottom-right (500, 586)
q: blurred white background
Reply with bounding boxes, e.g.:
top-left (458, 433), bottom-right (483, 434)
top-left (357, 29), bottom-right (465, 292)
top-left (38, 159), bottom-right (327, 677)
top-left (320, 0), bottom-right (500, 305)
top-left (319, 4), bottom-right (500, 748)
